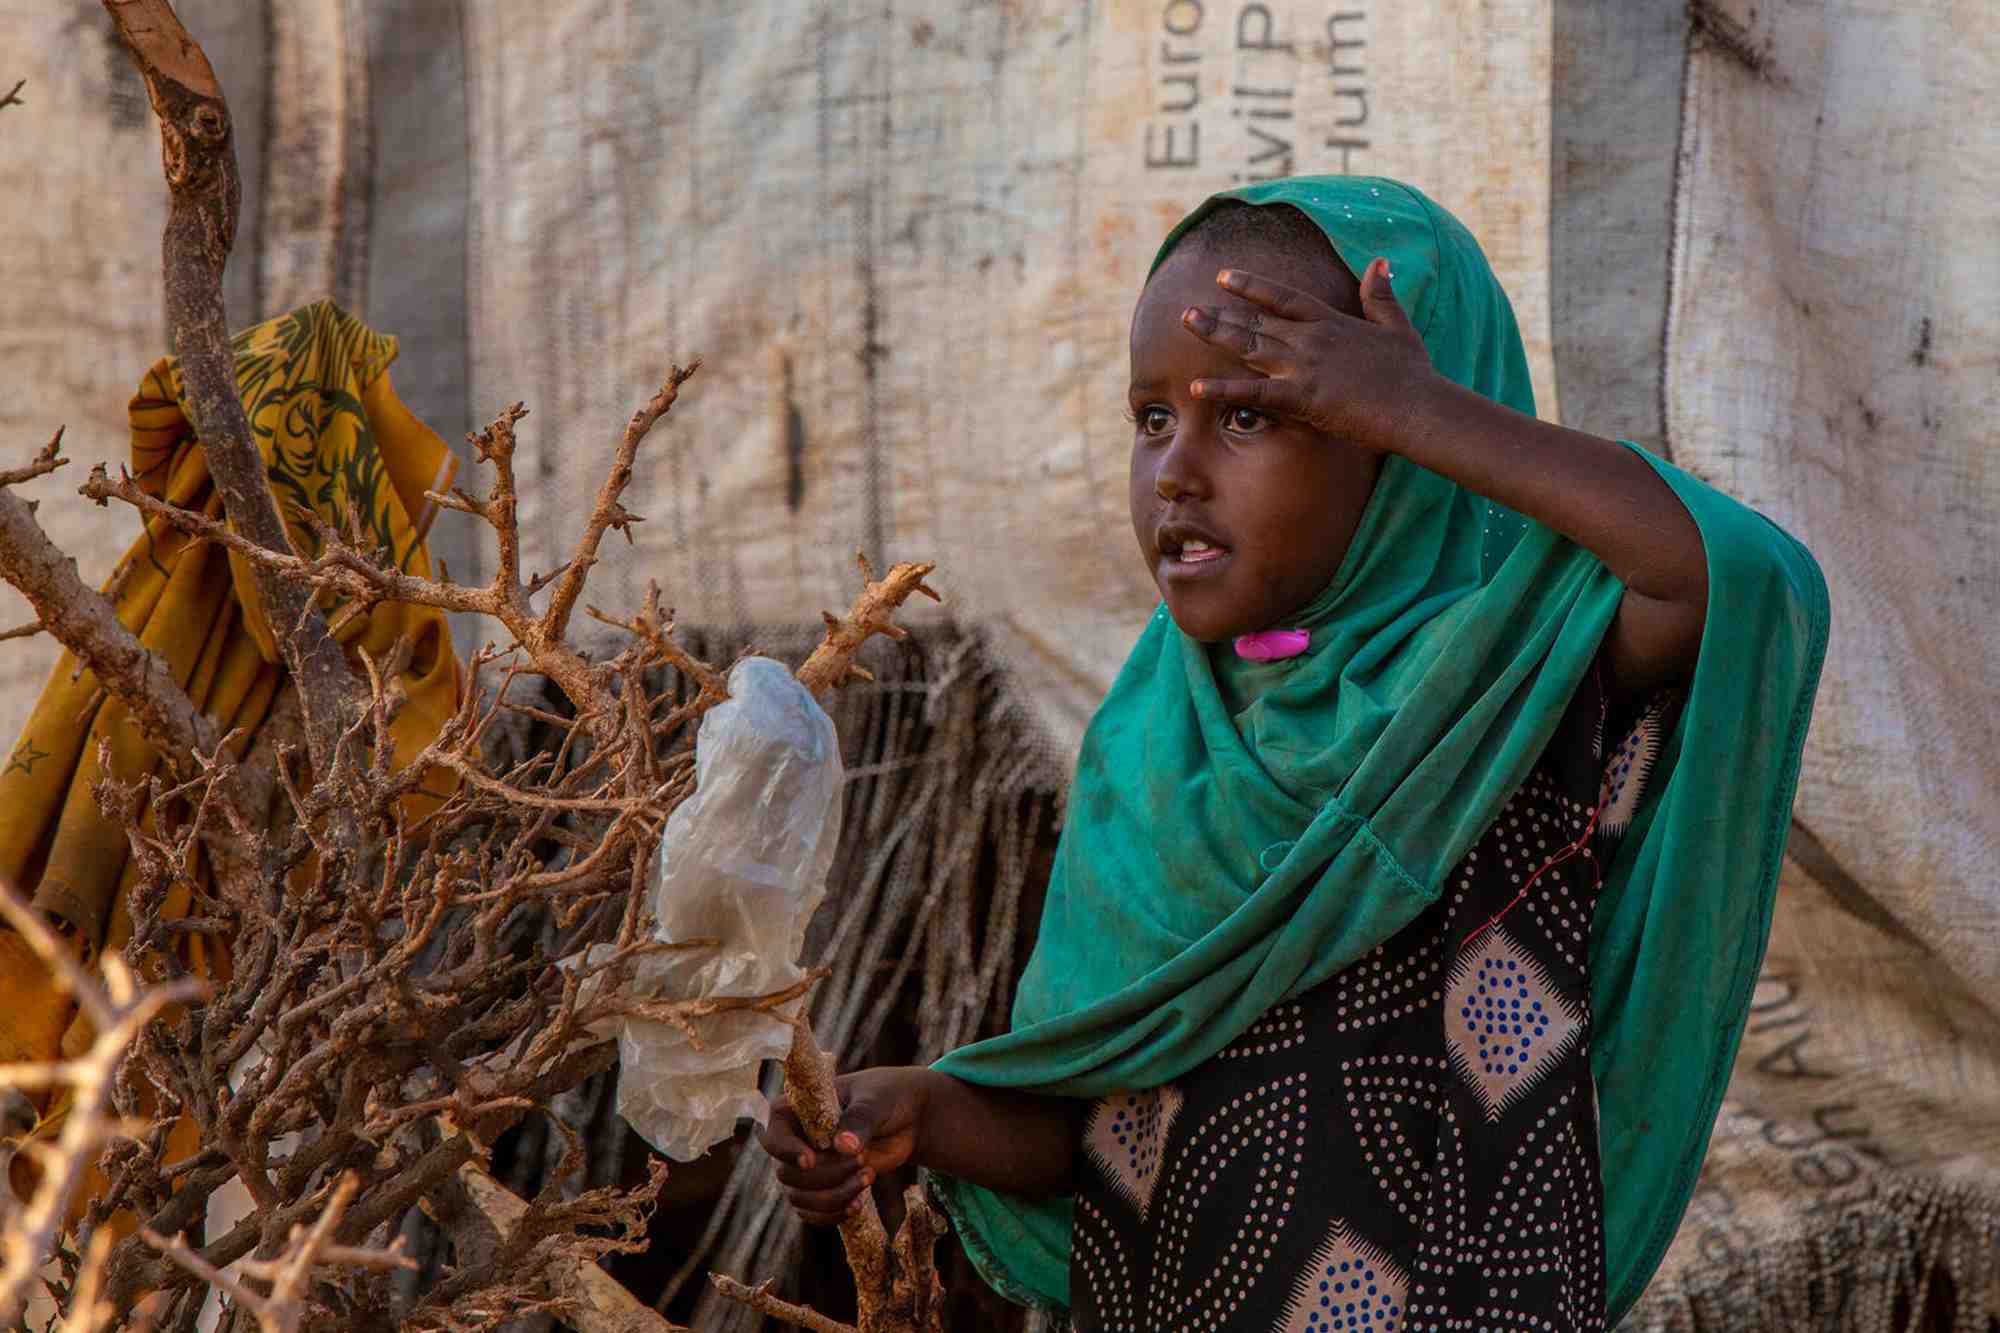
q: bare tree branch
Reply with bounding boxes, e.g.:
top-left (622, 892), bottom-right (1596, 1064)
top-left (81, 372), bottom-right (707, 758)
top-left (143, 1173), bottom-right (413, 1333)
top-left (710, 1274), bottom-right (858, 1333)
top-left (101, 0), bottom-right (362, 775)
top-left (0, 426), bottom-right (64, 487)
top-left (540, 364), bottom-right (698, 643)
top-left (0, 883), bottom-right (206, 1327)
top-left (796, 554), bottom-right (942, 696)
top-left (0, 11), bottom-right (957, 1332)
top-left (454, 1164), bottom-right (690, 1333)
top-left (726, 554), bottom-right (953, 1333)
top-left (0, 469), bottom-right (272, 828)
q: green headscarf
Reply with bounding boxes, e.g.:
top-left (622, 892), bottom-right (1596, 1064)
top-left (929, 177), bottom-right (1828, 1327)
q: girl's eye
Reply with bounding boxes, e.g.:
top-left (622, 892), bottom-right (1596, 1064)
top-left (1224, 407), bottom-right (1271, 435)
top-left (1134, 406), bottom-right (1174, 435)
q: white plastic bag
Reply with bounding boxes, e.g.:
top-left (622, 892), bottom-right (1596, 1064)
top-left (605, 656), bottom-right (844, 1161)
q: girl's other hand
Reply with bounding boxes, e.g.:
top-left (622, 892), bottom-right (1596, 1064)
top-left (758, 1065), bottom-right (934, 1227)
top-left (1182, 258), bottom-right (1435, 451)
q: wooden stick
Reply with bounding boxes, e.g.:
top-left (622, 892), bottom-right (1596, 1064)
top-left (795, 554), bottom-right (941, 697)
top-left (761, 555), bottom-right (950, 1332)
top-left (101, 0), bottom-right (362, 776)
top-left (455, 1163), bottom-right (692, 1333)
top-left (710, 1273), bottom-right (858, 1333)
top-left (0, 885), bottom-right (206, 1326)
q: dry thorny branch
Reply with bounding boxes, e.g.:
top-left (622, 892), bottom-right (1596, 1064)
top-left (0, 883), bottom-right (210, 1331)
top-left (0, 6), bottom-right (950, 1331)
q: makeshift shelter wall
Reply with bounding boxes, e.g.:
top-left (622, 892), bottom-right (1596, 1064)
top-left (3, 0), bottom-right (1562, 765)
top-left (2, 2), bottom-right (1997, 1327)
top-left (454, 0), bottom-right (1558, 761)
top-left (1628, 0), bottom-right (2000, 1321)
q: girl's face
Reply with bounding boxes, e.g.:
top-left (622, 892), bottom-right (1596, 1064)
top-left (1127, 245), bottom-right (1380, 643)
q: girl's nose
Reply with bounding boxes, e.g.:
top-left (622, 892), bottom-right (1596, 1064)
top-left (1154, 429), bottom-right (1208, 502)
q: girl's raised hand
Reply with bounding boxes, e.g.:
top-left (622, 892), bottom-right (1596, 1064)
top-left (1181, 258), bottom-right (1434, 449)
top-left (757, 1066), bottom-right (933, 1226)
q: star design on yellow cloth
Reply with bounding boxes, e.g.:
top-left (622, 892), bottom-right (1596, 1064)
top-left (5, 738), bottom-right (49, 777)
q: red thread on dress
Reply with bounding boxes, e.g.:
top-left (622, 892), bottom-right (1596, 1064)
top-left (1459, 664), bottom-right (1612, 951)
top-left (1458, 796), bottom-right (1606, 952)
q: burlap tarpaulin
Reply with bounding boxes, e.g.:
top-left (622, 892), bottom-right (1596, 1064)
top-left (1, 3), bottom-right (1996, 1327)
top-left (1628, 0), bottom-right (2000, 1324)
top-left (1628, 864), bottom-right (2000, 1328)
top-left (458, 0), bottom-right (1558, 760)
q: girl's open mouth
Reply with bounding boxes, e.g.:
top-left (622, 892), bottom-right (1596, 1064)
top-left (1174, 539), bottom-right (1227, 564)
top-left (1160, 539), bottom-right (1233, 582)
top-left (1155, 520), bottom-right (1234, 581)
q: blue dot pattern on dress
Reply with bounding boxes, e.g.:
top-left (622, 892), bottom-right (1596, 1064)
top-left (1107, 1096), bottom-right (1165, 1183)
top-left (1604, 734), bottom-right (1638, 803)
top-left (1302, 1258), bottom-right (1403, 1331)
top-left (1460, 956), bottom-right (1548, 1078)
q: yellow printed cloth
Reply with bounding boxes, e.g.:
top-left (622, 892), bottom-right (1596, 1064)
top-left (0, 300), bottom-right (462, 1162)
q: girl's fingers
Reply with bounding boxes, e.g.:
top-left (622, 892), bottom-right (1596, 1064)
top-left (754, 1108), bottom-right (816, 1171)
top-left (1182, 308), bottom-right (1288, 365)
top-left (775, 1155), bottom-right (866, 1192)
top-left (1359, 256), bottom-right (1421, 345)
top-left (785, 1171), bottom-right (875, 1218)
top-left (835, 1089), bottom-right (889, 1157)
top-left (797, 1197), bottom-right (870, 1228)
top-left (1215, 268), bottom-right (1332, 321)
top-left (1190, 376), bottom-right (1310, 421)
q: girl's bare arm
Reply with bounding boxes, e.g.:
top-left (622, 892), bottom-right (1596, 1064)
top-left (1373, 367), bottom-right (1707, 693)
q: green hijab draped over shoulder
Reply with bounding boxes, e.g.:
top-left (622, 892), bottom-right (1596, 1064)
top-left (928, 177), bottom-right (1828, 1326)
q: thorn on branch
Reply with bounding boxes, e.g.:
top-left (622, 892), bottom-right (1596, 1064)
top-left (795, 556), bottom-right (944, 699)
top-left (581, 580), bottom-right (729, 703)
top-left (607, 502), bottom-right (644, 543)
top-left (541, 363), bottom-right (700, 643)
top-left (710, 1274), bottom-right (857, 1333)
top-left (0, 427), bottom-right (67, 489)
top-left (525, 564), bottom-right (569, 596)
top-left (467, 403), bottom-right (528, 465)
top-left (428, 487), bottom-right (485, 518)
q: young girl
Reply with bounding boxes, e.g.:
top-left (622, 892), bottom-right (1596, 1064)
top-left (759, 177), bottom-right (1826, 1331)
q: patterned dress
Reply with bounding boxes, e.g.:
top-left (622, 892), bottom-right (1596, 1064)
top-left (1069, 668), bottom-right (1673, 1333)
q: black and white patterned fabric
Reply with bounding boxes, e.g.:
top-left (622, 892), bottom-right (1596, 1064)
top-left (1070, 669), bottom-right (1677, 1333)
